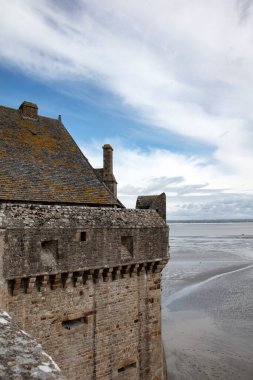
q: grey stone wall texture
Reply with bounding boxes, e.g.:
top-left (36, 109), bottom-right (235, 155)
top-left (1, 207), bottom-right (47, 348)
top-left (0, 101), bottom-right (169, 380)
top-left (0, 310), bottom-right (65, 380)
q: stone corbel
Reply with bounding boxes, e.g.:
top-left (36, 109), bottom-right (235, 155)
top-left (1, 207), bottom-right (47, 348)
top-left (93, 269), bottom-right (103, 284)
top-left (103, 268), bottom-right (113, 282)
top-left (112, 266), bottom-right (121, 280)
top-left (121, 265), bottom-right (131, 278)
top-left (50, 273), bottom-right (62, 290)
top-left (12, 278), bottom-right (21, 296)
top-left (153, 259), bottom-right (168, 273)
top-left (129, 264), bottom-right (137, 277)
top-left (61, 272), bottom-right (73, 289)
top-left (40, 275), bottom-right (50, 292)
top-left (137, 263), bottom-right (145, 276)
top-left (73, 271), bottom-right (84, 287)
top-left (26, 277), bottom-right (36, 294)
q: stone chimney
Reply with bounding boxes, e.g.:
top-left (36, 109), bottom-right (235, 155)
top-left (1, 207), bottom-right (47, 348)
top-left (19, 101), bottom-right (38, 120)
top-left (103, 144), bottom-right (117, 198)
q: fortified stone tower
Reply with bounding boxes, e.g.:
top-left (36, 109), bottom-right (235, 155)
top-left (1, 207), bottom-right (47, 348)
top-left (0, 101), bottom-right (168, 379)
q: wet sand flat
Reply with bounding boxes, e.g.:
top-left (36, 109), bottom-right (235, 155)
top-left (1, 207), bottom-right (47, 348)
top-left (164, 309), bottom-right (253, 380)
top-left (162, 222), bottom-right (253, 380)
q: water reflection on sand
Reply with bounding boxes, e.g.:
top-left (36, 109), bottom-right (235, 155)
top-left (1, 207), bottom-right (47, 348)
top-left (162, 222), bottom-right (253, 380)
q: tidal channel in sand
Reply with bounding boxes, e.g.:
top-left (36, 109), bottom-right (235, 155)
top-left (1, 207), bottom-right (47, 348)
top-left (162, 222), bottom-right (253, 380)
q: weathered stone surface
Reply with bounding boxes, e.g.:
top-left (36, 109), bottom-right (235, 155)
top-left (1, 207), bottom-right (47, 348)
top-left (0, 204), bottom-right (168, 279)
top-left (0, 310), bottom-right (65, 379)
top-left (4, 268), bottom-right (167, 379)
top-left (0, 203), bottom-right (168, 379)
top-left (136, 193), bottom-right (166, 221)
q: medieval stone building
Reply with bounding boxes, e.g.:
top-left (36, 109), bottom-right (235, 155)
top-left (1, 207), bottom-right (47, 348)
top-left (0, 101), bottom-right (169, 379)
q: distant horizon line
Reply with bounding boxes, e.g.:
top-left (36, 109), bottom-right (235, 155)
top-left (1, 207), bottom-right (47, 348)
top-left (167, 218), bottom-right (253, 223)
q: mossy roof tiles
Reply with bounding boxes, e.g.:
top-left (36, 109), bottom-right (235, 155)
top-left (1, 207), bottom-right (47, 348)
top-left (0, 104), bottom-right (120, 206)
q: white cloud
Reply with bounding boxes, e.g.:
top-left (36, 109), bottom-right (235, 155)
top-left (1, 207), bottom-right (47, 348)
top-left (81, 139), bottom-right (253, 219)
top-left (1, 0), bottom-right (253, 218)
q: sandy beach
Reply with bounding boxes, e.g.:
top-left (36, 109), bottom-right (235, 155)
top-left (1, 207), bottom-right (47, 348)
top-left (162, 222), bottom-right (253, 380)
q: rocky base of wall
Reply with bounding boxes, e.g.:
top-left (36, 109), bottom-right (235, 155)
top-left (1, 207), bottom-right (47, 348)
top-left (0, 310), bottom-right (65, 379)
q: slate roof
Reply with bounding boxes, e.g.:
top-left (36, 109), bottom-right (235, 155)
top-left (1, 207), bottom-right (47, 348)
top-left (94, 168), bottom-right (104, 183)
top-left (0, 103), bottom-right (121, 206)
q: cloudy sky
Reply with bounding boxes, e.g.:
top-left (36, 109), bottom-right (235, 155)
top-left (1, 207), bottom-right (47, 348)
top-left (1, 0), bottom-right (253, 219)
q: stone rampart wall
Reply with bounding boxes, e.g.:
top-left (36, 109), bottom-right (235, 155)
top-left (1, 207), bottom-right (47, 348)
top-left (0, 203), bottom-right (168, 380)
top-left (0, 203), bottom-right (168, 279)
top-left (6, 263), bottom-right (166, 379)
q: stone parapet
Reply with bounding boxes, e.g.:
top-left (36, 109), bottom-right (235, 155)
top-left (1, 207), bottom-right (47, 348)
top-left (0, 203), bottom-right (167, 228)
top-left (0, 203), bottom-right (168, 279)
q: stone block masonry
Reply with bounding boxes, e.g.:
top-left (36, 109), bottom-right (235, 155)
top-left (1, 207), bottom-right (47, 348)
top-left (0, 310), bottom-right (65, 379)
top-left (0, 203), bottom-right (168, 380)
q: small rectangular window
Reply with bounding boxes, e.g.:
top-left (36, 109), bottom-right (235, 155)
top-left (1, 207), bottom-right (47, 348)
top-left (74, 231), bottom-right (87, 242)
top-left (62, 316), bottom-right (87, 330)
